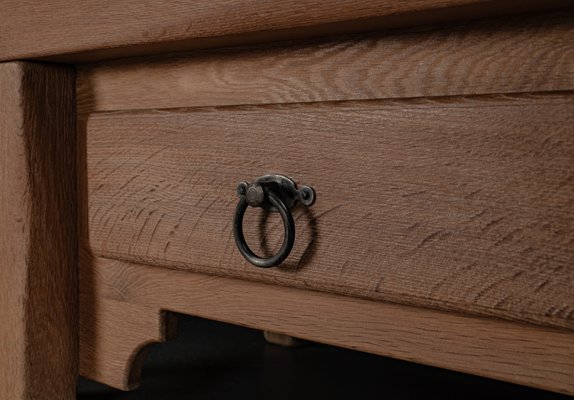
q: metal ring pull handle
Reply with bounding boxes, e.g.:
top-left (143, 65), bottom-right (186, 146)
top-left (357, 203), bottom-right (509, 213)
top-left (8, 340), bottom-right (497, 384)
top-left (233, 174), bottom-right (316, 268)
top-left (234, 191), bottom-right (295, 268)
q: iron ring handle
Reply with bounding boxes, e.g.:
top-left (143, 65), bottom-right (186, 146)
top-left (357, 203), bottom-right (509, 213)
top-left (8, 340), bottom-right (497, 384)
top-left (233, 190), bottom-right (295, 268)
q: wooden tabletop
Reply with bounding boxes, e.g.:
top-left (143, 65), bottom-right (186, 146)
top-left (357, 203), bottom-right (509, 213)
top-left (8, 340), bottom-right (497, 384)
top-left (1, 0), bottom-right (571, 63)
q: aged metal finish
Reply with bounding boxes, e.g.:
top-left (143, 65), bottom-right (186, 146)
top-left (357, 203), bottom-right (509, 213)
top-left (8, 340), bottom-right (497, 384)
top-left (233, 174), bottom-right (316, 268)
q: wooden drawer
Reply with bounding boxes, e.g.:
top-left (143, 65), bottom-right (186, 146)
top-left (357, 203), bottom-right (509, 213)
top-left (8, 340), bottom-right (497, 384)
top-left (2, 2), bottom-right (573, 399)
top-left (75, 10), bottom-right (574, 394)
top-left (84, 93), bottom-right (574, 330)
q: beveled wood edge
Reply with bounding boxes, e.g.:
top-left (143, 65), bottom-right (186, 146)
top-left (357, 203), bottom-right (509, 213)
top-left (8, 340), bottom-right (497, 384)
top-left (80, 253), bottom-right (574, 395)
top-left (4, 0), bottom-right (571, 63)
top-left (76, 11), bottom-right (574, 115)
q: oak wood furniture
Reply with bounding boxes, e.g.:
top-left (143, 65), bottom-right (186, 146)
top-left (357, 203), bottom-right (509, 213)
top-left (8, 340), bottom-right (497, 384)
top-left (0, 63), bottom-right (77, 399)
top-left (0, 2), bottom-right (573, 399)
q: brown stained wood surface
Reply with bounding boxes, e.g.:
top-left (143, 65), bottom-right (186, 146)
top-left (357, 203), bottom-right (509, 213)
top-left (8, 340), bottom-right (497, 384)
top-left (1, 0), bottom-right (571, 63)
top-left (80, 255), bottom-right (574, 395)
top-left (79, 251), bottom-right (177, 390)
top-left (0, 62), bottom-right (77, 399)
top-left (77, 11), bottom-right (574, 115)
top-left (79, 296), bottom-right (176, 390)
top-left (83, 93), bottom-right (574, 330)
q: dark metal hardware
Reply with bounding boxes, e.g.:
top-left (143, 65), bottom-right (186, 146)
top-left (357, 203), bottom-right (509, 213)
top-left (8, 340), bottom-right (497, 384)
top-left (233, 174), bottom-right (316, 268)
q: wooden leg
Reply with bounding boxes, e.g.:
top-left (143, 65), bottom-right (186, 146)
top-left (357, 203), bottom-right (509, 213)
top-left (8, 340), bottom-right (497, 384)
top-left (0, 62), bottom-right (77, 399)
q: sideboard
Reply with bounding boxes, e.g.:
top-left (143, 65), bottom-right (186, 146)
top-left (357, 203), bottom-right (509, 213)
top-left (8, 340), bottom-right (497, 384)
top-left (0, 1), bottom-right (573, 398)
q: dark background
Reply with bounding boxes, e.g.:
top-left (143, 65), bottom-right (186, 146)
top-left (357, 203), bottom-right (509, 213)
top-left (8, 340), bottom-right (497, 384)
top-left (77, 314), bottom-right (572, 400)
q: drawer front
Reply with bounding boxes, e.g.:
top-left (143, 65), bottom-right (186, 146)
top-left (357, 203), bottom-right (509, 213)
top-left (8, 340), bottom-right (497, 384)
top-left (83, 94), bottom-right (574, 329)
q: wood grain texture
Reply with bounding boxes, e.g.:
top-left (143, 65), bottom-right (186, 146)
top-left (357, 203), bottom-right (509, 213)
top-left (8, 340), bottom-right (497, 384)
top-left (80, 300), bottom-right (172, 391)
top-left (83, 93), bottom-right (574, 330)
top-left (1, 0), bottom-right (572, 63)
top-left (0, 62), bottom-right (77, 399)
top-left (78, 252), bottom-right (173, 391)
top-left (80, 255), bottom-right (574, 395)
top-left (80, 253), bottom-right (176, 391)
top-left (77, 11), bottom-right (574, 115)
